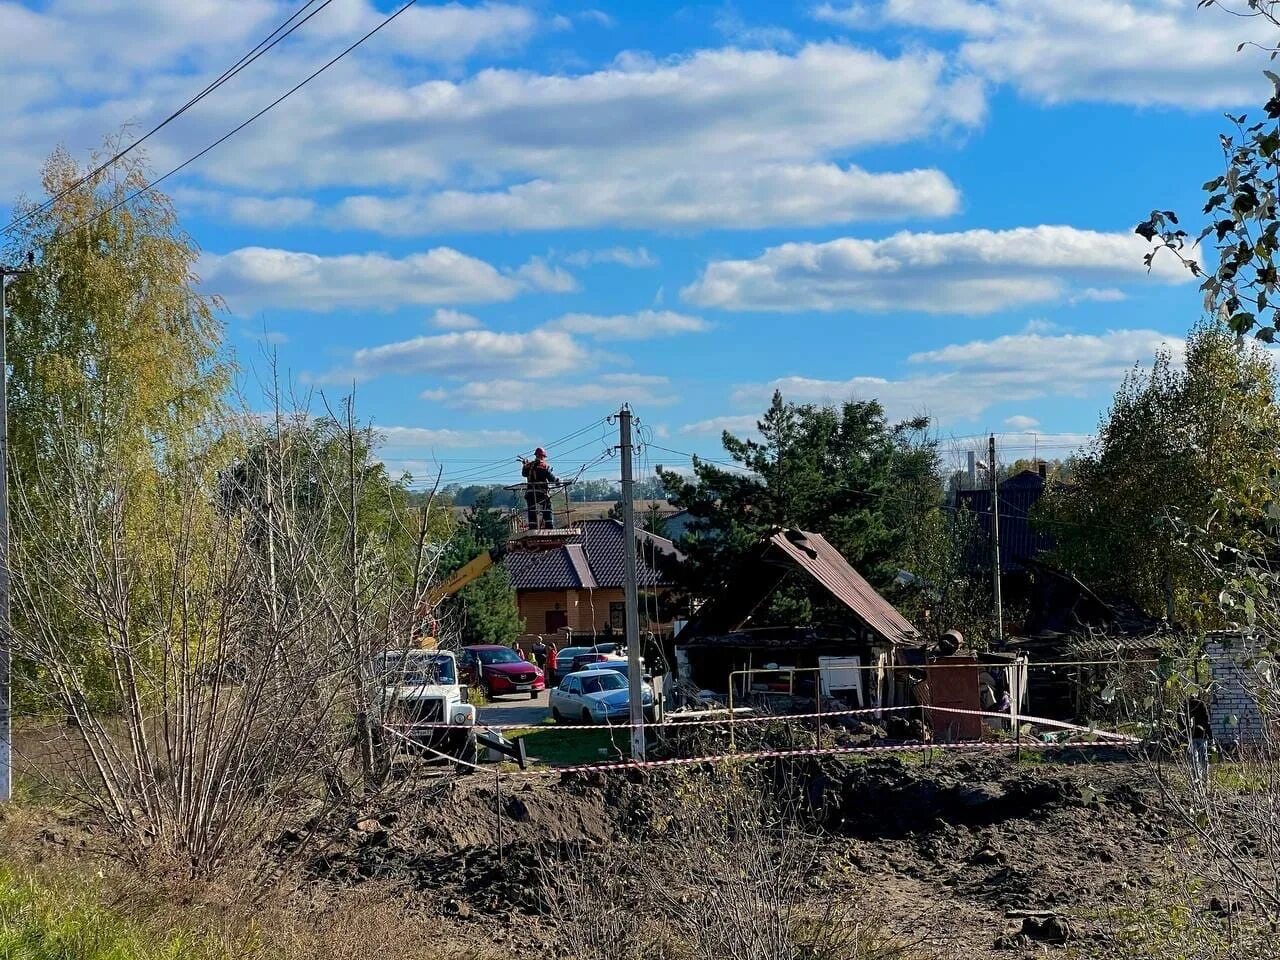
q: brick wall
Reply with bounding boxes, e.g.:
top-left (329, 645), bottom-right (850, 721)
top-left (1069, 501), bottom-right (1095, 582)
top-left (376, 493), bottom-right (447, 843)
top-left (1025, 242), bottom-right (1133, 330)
top-left (1207, 635), bottom-right (1268, 744)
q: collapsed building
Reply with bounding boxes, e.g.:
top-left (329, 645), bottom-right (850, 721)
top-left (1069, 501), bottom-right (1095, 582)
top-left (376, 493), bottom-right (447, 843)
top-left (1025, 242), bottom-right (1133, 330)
top-left (672, 528), bottom-right (922, 710)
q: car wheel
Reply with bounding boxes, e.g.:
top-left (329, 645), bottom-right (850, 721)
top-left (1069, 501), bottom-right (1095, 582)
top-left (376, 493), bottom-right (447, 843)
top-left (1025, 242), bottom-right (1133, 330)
top-left (484, 681), bottom-right (495, 700)
top-left (529, 690), bottom-right (538, 700)
top-left (551, 706), bottom-right (563, 723)
top-left (581, 709), bottom-right (593, 724)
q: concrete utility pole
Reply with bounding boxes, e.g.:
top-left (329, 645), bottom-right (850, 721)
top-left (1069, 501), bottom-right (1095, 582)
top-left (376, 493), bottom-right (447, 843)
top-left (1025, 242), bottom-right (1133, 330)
top-left (0, 260), bottom-right (31, 803)
top-left (618, 405), bottom-right (645, 761)
top-left (989, 434), bottom-right (1004, 647)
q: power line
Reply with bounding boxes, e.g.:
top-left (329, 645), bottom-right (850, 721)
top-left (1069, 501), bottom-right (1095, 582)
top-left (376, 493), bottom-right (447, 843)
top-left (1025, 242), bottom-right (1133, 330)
top-left (41, 0), bottom-right (423, 246)
top-left (3, 0), bottom-right (338, 237)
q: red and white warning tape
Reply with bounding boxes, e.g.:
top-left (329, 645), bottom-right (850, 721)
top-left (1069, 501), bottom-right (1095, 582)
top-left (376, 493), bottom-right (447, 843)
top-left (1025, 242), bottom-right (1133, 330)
top-left (535, 737), bottom-right (1132, 778)
top-left (386, 704), bottom-right (1137, 742)
top-left (384, 710), bottom-right (1138, 779)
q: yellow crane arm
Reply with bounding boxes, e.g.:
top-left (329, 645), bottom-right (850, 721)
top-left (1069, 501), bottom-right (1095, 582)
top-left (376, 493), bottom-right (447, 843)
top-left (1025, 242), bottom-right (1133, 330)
top-left (425, 547), bottom-right (506, 607)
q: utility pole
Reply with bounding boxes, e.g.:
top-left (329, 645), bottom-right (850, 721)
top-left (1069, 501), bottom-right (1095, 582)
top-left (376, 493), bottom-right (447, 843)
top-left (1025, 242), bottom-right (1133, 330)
top-left (618, 405), bottom-right (645, 761)
top-left (0, 258), bottom-right (32, 804)
top-left (988, 434), bottom-right (1004, 647)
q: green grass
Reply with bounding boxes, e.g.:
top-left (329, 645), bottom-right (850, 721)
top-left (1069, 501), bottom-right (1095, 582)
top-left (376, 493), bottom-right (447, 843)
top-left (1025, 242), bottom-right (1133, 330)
top-left (1210, 761), bottom-right (1271, 794)
top-left (509, 723), bottom-right (630, 766)
top-left (0, 867), bottom-right (238, 960)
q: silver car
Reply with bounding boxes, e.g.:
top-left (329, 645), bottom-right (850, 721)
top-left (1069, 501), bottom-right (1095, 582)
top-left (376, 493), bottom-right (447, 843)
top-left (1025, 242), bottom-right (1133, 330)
top-left (549, 669), bottom-right (655, 724)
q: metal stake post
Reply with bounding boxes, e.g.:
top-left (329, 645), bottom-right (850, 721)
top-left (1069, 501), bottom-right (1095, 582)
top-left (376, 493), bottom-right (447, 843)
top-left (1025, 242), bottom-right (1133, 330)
top-left (0, 263), bottom-right (30, 804)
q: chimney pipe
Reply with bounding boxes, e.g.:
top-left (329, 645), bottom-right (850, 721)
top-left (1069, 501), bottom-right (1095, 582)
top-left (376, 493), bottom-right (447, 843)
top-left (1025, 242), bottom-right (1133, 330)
top-left (1038, 461), bottom-right (1047, 480)
top-left (967, 451), bottom-right (977, 488)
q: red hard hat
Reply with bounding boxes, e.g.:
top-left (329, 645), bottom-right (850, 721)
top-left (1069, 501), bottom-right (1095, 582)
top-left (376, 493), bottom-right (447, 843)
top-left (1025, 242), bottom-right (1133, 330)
top-left (535, 447), bottom-right (547, 458)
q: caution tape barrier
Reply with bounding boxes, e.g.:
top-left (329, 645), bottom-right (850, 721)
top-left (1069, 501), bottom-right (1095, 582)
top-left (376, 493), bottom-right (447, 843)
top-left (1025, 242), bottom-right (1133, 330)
top-left (384, 709), bottom-right (1139, 780)
top-left (387, 727), bottom-right (1137, 780)
top-left (386, 704), bottom-right (1138, 743)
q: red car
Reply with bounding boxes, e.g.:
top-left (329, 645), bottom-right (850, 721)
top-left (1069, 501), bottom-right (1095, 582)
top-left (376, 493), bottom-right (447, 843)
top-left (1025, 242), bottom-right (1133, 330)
top-left (459, 645), bottom-right (545, 700)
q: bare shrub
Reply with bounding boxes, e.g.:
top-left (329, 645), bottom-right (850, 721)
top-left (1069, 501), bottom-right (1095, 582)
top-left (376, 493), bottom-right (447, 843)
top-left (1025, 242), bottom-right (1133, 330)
top-left (9, 397), bottom-right (444, 880)
top-left (546, 768), bottom-right (927, 960)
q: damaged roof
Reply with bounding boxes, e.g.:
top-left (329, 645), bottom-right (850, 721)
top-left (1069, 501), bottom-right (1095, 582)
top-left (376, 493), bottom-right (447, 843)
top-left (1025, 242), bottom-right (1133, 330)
top-left (676, 528), bottom-right (920, 647)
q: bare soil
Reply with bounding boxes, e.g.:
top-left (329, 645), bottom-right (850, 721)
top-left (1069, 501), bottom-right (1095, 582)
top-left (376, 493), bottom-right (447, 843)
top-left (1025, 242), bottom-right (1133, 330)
top-left (293, 749), bottom-right (1193, 958)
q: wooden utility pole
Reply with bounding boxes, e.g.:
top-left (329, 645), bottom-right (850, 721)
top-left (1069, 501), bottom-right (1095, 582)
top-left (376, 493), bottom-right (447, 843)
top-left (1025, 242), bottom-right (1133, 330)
top-left (989, 434), bottom-right (1004, 647)
top-left (619, 406), bottom-right (645, 761)
top-left (0, 261), bottom-right (31, 803)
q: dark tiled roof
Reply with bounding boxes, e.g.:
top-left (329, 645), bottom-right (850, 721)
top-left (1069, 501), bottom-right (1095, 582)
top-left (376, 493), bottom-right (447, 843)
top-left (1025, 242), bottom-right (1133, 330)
top-left (955, 469), bottom-right (1055, 573)
top-left (502, 519), bottom-right (680, 591)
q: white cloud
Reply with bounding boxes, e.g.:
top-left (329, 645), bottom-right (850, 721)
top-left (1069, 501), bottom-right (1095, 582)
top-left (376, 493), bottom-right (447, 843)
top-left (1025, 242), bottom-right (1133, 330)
top-left (327, 163), bottom-right (961, 233)
top-left (239, 327), bottom-right (289, 345)
top-left (724, 328), bottom-right (1184, 425)
top-left (377, 425), bottom-right (529, 448)
top-left (829, 0), bottom-right (1268, 108)
top-left (1071, 287), bottom-right (1127, 304)
top-left (225, 195), bottom-right (318, 228)
top-left (681, 225), bottom-right (1190, 314)
top-left (563, 247), bottom-right (658, 269)
top-left (199, 246), bottom-right (522, 313)
top-left (512, 256), bottom-right (579, 293)
top-left (197, 42), bottom-right (982, 191)
top-left (680, 414), bottom-right (762, 436)
top-left (424, 373), bottom-right (676, 411)
top-left (0, 0), bottom-right (545, 197)
top-left (546, 310), bottom-right (710, 341)
top-left (326, 328), bottom-right (590, 384)
top-left (429, 308), bottom-right (483, 330)
top-left (3, 19), bottom-right (981, 230)
top-left (714, 10), bottom-right (798, 49)
top-left (1004, 414), bottom-right (1040, 430)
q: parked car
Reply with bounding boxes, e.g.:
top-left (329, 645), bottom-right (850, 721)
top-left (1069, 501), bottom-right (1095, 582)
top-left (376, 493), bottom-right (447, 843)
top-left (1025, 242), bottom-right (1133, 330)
top-left (581, 661), bottom-right (664, 721)
top-left (569, 651), bottom-right (623, 673)
top-left (550, 668), bottom-right (657, 724)
top-left (549, 645), bottom-right (594, 684)
top-left (459, 645), bottom-right (544, 700)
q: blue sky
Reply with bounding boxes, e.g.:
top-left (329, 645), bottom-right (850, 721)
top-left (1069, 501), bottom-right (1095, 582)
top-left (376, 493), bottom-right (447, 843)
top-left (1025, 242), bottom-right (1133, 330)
top-left (1, 0), bottom-right (1271, 491)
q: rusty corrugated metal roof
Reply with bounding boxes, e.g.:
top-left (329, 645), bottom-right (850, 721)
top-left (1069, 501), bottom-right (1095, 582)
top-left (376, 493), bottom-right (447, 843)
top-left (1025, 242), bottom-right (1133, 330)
top-left (766, 529), bottom-right (919, 646)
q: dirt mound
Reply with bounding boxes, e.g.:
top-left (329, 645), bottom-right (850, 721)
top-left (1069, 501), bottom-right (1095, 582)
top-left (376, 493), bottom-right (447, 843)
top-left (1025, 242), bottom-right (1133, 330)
top-left (297, 752), bottom-right (1174, 956)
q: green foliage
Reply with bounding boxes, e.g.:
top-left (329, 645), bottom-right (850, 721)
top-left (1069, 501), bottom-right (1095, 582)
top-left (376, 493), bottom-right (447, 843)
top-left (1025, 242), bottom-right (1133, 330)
top-left (0, 868), bottom-right (236, 960)
top-left (4, 145), bottom-right (228, 477)
top-left (454, 567), bottom-right (521, 647)
top-left (1042, 323), bottom-right (1280, 625)
top-left (4, 144), bottom-right (229, 711)
top-left (1140, 87), bottom-right (1280, 342)
top-left (659, 390), bottom-right (947, 627)
top-left (606, 500), bottom-right (669, 535)
top-left (439, 491), bottom-right (521, 646)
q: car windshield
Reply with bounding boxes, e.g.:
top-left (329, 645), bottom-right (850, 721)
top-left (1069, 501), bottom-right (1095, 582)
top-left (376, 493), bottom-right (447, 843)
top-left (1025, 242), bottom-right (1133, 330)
top-left (378, 654), bottom-right (456, 686)
top-left (580, 672), bottom-right (627, 694)
top-left (476, 648), bottom-right (523, 665)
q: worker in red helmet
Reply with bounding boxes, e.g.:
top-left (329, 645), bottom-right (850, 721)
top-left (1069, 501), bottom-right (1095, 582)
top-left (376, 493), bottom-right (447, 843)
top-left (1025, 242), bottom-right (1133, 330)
top-left (521, 446), bottom-right (559, 529)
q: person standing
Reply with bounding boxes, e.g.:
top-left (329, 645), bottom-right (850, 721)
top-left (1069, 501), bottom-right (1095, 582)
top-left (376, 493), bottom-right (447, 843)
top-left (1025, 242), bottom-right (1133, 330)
top-left (546, 639), bottom-right (559, 684)
top-left (521, 447), bottom-right (559, 529)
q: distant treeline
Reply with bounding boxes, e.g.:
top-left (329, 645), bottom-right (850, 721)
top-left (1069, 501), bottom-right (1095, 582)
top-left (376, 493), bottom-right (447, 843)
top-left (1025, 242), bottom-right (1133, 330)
top-left (412, 476), bottom-right (669, 508)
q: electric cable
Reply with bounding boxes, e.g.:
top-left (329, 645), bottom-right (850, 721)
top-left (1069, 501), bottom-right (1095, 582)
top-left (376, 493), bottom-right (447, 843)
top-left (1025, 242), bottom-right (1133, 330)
top-left (41, 0), bottom-right (424, 246)
top-left (3, 0), bottom-right (339, 237)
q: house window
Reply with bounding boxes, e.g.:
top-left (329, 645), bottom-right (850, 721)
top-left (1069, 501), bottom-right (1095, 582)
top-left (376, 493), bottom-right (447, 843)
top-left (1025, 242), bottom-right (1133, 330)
top-left (609, 602), bottom-right (625, 629)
